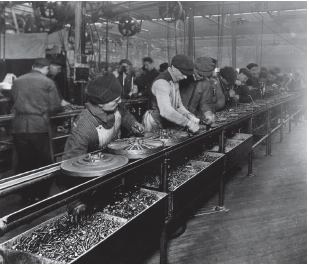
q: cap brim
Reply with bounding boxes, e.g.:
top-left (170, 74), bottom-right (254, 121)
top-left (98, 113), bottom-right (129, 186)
top-left (196, 69), bottom-right (214, 77)
top-left (179, 68), bottom-right (194, 75)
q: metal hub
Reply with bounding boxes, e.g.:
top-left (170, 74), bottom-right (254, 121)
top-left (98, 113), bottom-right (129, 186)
top-left (61, 152), bottom-right (129, 177)
top-left (107, 137), bottom-right (164, 159)
top-left (145, 129), bottom-right (189, 146)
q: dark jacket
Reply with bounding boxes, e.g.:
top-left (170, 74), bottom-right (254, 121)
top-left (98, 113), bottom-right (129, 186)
top-left (179, 76), bottom-right (213, 117)
top-left (11, 70), bottom-right (61, 133)
top-left (236, 84), bottom-right (257, 103)
top-left (247, 76), bottom-right (260, 89)
top-left (117, 72), bottom-right (133, 99)
top-left (211, 77), bottom-right (230, 111)
top-left (62, 102), bottom-right (136, 160)
top-left (134, 68), bottom-right (160, 97)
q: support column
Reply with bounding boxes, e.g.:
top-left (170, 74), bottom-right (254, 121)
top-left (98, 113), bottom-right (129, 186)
top-left (247, 117), bottom-right (254, 177)
top-left (218, 130), bottom-right (225, 207)
top-left (280, 104), bottom-right (283, 142)
top-left (74, 2), bottom-right (82, 56)
top-left (230, 14), bottom-right (236, 68)
top-left (160, 154), bottom-right (170, 264)
top-left (188, 7), bottom-right (194, 60)
top-left (148, 41), bottom-right (152, 57)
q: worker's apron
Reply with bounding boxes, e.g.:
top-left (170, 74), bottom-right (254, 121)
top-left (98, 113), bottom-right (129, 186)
top-left (94, 110), bottom-right (122, 149)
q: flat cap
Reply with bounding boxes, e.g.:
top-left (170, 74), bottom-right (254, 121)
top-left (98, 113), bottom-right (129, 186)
top-left (171, 54), bottom-right (194, 75)
top-left (34, 58), bottom-right (51, 67)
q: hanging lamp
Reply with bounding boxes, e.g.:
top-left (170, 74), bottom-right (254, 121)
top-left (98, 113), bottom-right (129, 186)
top-left (231, 2), bottom-right (249, 25)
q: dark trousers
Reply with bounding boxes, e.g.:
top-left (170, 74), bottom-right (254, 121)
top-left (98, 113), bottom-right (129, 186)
top-left (13, 132), bottom-right (53, 199)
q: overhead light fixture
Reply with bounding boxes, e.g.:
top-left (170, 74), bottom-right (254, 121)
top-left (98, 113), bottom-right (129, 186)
top-left (231, 2), bottom-right (249, 25)
top-left (231, 16), bottom-right (249, 25)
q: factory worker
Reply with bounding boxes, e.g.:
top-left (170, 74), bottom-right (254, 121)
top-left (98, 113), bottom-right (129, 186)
top-left (212, 66), bottom-right (238, 110)
top-left (179, 56), bottom-right (218, 125)
top-left (159, 62), bottom-right (169, 73)
top-left (132, 57), bottom-right (160, 99)
top-left (62, 72), bottom-right (144, 160)
top-left (142, 54), bottom-right (200, 133)
top-left (117, 59), bottom-right (137, 99)
top-left (235, 68), bottom-right (260, 103)
top-left (11, 58), bottom-right (62, 203)
top-left (47, 57), bottom-right (71, 107)
top-left (285, 72), bottom-right (305, 92)
top-left (59, 72), bottom-right (144, 222)
top-left (265, 69), bottom-right (280, 97)
top-left (246, 63), bottom-right (260, 89)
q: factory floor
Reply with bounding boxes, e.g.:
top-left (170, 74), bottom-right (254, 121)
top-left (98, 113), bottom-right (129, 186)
top-left (130, 119), bottom-right (307, 264)
top-left (0, 119), bottom-right (306, 264)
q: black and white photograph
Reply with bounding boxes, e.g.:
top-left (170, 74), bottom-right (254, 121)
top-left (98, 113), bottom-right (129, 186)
top-left (0, 1), bottom-right (306, 264)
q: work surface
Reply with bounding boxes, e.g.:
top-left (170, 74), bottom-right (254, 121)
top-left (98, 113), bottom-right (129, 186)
top-left (131, 119), bottom-right (307, 264)
top-left (0, 119), bottom-right (306, 264)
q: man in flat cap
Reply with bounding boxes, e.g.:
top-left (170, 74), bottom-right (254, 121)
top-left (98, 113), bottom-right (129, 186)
top-left (246, 63), bottom-right (261, 92)
top-left (212, 66), bottom-right (239, 110)
top-left (59, 72), bottom-right (144, 222)
top-left (11, 57), bottom-right (62, 203)
top-left (48, 57), bottom-right (71, 107)
top-left (235, 68), bottom-right (261, 103)
top-left (143, 54), bottom-right (200, 133)
top-left (117, 59), bottom-right (137, 99)
top-left (132, 57), bottom-right (160, 99)
top-left (179, 56), bottom-right (221, 125)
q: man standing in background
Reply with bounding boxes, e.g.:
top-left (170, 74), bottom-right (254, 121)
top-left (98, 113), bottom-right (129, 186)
top-left (11, 58), bottom-right (62, 203)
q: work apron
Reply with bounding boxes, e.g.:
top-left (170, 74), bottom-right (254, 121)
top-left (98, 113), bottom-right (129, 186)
top-left (89, 110), bottom-right (122, 149)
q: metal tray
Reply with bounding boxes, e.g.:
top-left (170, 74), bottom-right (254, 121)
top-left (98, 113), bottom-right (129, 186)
top-left (168, 153), bottom-right (225, 218)
top-left (207, 133), bottom-right (252, 170)
top-left (0, 188), bottom-right (167, 264)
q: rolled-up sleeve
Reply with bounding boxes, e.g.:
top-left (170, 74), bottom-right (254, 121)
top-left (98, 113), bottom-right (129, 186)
top-left (153, 80), bottom-right (190, 127)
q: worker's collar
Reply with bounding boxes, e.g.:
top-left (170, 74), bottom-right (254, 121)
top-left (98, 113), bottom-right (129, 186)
top-left (167, 67), bottom-right (178, 83)
top-left (86, 102), bottom-right (109, 122)
top-left (31, 69), bottom-right (46, 75)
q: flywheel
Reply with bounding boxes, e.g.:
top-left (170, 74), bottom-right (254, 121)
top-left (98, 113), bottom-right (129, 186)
top-left (61, 152), bottom-right (129, 177)
top-left (107, 137), bottom-right (164, 159)
top-left (144, 129), bottom-right (189, 146)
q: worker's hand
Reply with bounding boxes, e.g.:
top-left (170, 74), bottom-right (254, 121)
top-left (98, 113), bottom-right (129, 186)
top-left (203, 111), bottom-right (215, 125)
top-left (187, 113), bottom-right (200, 124)
top-left (61, 99), bottom-right (71, 107)
top-left (131, 93), bottom-right (141, 99)
top-left (229, 89), bottom-right (236, 98)
top-left (233, 95), bottom-right (240, 101)
top-left (186, 120), bottom-right (200, 133)
top-left (235, 80), bottom-right (242, 86)
top-left (271, 84), bottom-right (278, 88)
top-left (131, 122), bottom-right (144, 136)
top-left (67, 200), bottom-right (88, 225)
top-left (193, 68), bottom-right (203, 81)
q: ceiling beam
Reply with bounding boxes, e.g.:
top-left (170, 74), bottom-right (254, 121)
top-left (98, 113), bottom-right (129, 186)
top-left (192, 1), bottom-right (307, 16)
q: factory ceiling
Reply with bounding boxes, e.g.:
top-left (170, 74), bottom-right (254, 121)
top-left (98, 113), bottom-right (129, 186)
top-left (1, 1), bottom-right (307, 50)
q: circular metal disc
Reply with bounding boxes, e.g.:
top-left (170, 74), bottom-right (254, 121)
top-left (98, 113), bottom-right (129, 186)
top-left (145, 129), bottom-right (189, 146)
top-left (107, 137), bottom-right (164, 159)
top-left (61, 152), bottom-right (129, 177)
